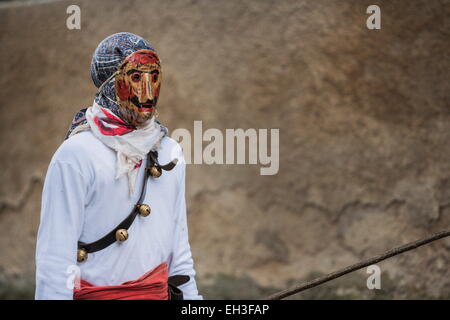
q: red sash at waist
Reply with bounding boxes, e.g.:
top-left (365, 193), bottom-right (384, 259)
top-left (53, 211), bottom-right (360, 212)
top-left (73, 262), bottom-right (169, 300)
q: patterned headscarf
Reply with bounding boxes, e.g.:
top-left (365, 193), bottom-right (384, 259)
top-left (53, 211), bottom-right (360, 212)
top-left (65, 32), bottom-right (168, 195)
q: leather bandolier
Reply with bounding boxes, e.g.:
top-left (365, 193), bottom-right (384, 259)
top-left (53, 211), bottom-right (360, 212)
top-left (76, 150), bottom-right (189, 300)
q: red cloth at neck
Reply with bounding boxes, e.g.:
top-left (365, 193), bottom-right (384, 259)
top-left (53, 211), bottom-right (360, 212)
top-left (73, 262), bottom-right (169, 300)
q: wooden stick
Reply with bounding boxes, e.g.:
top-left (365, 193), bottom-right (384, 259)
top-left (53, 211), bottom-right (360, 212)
top-left (266, 229), bottom-right (450, 300)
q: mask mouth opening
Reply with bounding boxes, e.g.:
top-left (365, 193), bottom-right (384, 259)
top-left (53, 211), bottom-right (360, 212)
top-left (131, 96), bottom-right (158, 111)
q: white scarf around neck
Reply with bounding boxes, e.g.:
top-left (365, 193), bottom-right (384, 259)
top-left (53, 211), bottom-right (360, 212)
top-left (76, 101), bottom-right (165, 196)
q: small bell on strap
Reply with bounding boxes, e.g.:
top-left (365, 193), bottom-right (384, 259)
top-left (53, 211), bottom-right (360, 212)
top-left (138, 204), bottom-right (151, 217)
top-left (149, 166), bottom-right (162, 178)
top-left (77, 248), bottom-right (88, 262)
top-left (147, 150), bottom-right (178, 177)
top-left (115, 229), bottom-right (129, 242)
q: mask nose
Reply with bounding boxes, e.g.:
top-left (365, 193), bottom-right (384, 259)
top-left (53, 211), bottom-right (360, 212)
top-left (139, 73), bottom-right (153, 103)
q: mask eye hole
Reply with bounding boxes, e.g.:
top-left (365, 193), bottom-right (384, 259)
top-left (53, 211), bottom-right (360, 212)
top-left (152, 73), bottom-right (158, 82)
top-left (131, 72), bottom-right (141, 82)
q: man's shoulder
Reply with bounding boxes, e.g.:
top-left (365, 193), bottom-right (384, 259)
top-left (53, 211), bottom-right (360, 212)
top-left (52, 131), bottom-right (108, 164)
top-left (158, 136), bottom-right (184, 164)
top-left (160, 135), bottom-right (181, 150)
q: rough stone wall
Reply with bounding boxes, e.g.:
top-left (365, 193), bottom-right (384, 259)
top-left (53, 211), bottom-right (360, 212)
top-left (0, 0), bottom-right (448, 299)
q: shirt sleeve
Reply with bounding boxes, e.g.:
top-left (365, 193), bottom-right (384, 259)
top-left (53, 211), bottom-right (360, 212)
top-left (168, 158), bottom-right (203, 300)
top-left (35, 160), bottom-right (87, 300)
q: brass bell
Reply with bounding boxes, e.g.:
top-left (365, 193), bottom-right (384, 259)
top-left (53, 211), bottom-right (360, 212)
top-left (115, 229), bottom-right (129, 242)
top-left (138, 204), bottom-right (151, 217)
top-left (149, 166), bottom-right (162, 178)
top-left (77, 248), bottom-right (88, 263)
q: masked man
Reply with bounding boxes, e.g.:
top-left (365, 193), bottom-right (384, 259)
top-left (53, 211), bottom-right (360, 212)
top-left (35, 32), bottom-right (202, 300)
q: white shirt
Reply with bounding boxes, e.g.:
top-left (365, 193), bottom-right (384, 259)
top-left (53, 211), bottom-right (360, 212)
top-left (35, 131), bottom-right (202, 300)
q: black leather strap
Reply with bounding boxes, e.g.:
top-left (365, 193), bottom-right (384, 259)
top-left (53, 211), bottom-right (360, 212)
top-left (148, 151), bottom-right (178, 171)
top-left (168, 275), bottom-right (190, 300)
top-left (168, 275), bottom-right (190, 287)
top-left (168, 284), bottom-right (184, 300)
top-left (77, 151), bottom-right (176, 254)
